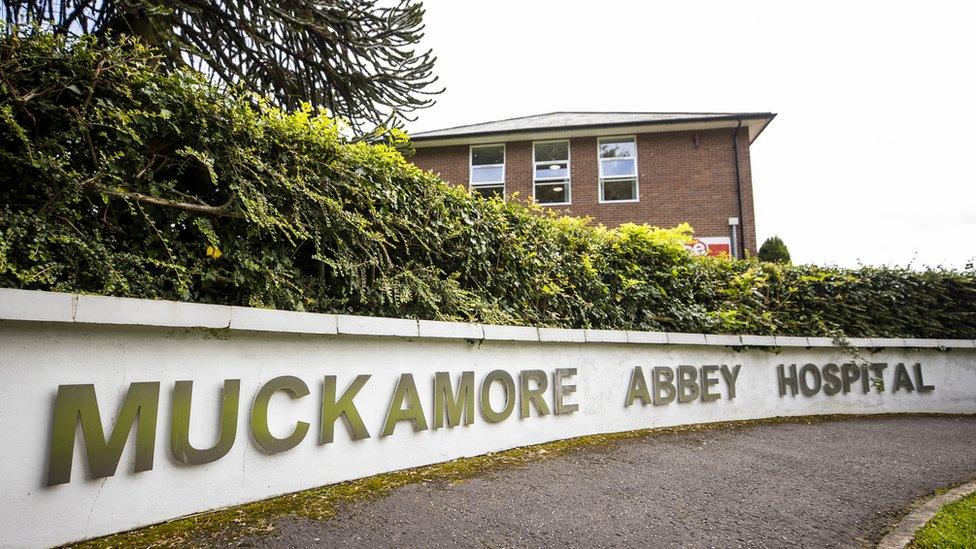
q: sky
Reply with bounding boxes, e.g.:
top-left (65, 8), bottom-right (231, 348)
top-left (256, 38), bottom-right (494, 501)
top-left (407, 0), bottom-right (976, 268)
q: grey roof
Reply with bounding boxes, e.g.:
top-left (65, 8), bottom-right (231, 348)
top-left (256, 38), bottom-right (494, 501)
top-left (411, 111), bottom-right (775, 141)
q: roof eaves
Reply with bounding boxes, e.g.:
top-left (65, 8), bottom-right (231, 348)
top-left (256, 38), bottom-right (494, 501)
top-left (748, 113), bottom-right (777, 143)
top-left (411, 113), bottom-right (776, 142)
top-left (410, 111), bottom-right (564, 138)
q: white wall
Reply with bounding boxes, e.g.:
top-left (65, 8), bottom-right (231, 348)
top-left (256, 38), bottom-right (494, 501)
top-left (0, 289), bottom-right (974, 548)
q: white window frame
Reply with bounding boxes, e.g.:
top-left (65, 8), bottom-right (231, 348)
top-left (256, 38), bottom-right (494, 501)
top-left (532, 139), bottom-right (572, 206)
top-left (469, 144), bottom-right (506, 198)
top-left (598, 136), bottom-right (640, 204)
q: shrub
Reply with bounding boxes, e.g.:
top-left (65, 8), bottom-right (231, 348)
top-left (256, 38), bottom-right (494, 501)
top-left (1, 31), bottom-right (975, 338)
top-left (758, 236), bottom-right (791, 263)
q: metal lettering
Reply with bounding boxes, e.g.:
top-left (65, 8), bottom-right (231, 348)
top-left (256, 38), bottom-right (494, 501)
top-left (778, 364), bottom-right (798, 397)
top-left (250, 375), bottom-right (310, 453)
top-left (822, 363), bottom-right (842, 396)
top-left (677, 365), bottom-right (700, 403)
top-left (433, 371), bottom-right (476, 427)
top-left (382, 373), bottom-right (428, 436)
top-left (553, 368), bottom-right (579, 415)
top-left (913, 363), bottom-right (935, 392)
top-left (652, 367), bottom-right (676, 405)
top-left (700, 365), bottom-right (721, 402)
top-left (480, 370), bottom-right (516, 422)
top-left (320, 375), bottom-right (371, 443)
top-left (47, 382), bottom-right (160, 486)
top-left (799, 364), bottom-right (822, 396)
top-left (720, 364), bottom-right (741, 400)
top-left (869, 363), bottom-right (888, 393)
top-left (171, 379), bottom-right (240, 465)
top-left (625, 366), bottom-right (651, 407)
top-left (893, 363), bottom-right (915, 393)
top-left (519, 370), bottom-right (550, 418)
top-left (841, 363), bottom-right (860, 394)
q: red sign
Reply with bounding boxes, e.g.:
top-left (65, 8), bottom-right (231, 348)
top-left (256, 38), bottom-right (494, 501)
top-left (686, 237), bottom-right (731, 257)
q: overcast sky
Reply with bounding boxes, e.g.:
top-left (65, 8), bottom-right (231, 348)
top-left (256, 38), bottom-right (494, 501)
top-left (408, 0), bottom-right (975, 268)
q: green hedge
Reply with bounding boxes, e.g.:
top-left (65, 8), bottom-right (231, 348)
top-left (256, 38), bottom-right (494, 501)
top-left (2, 31), bottom-right (975, 338)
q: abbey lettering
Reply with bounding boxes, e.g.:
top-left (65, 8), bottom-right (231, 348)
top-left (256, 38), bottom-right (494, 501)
top-left (625, 365), bottom-right (741, 407)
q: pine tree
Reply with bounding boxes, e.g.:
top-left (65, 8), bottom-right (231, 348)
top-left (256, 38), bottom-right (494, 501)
top-left (758, 236), bottom-right (792, 263)
top-left (2, 0), bottom-right (441, 134)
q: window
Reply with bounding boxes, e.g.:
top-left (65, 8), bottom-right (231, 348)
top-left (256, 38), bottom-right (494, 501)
top-left (533, 140), bottom-right (571, 205)
top-left (469, 144), bottom-right (505, 198)
top-left (598, 137), bottom-right (638, 202)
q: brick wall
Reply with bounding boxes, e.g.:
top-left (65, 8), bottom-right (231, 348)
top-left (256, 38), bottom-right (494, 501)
top-left (410, 127), bottom-right (757, 254)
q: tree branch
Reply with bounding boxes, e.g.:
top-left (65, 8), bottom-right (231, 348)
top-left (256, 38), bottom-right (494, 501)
top-left (98, 188), bottom-right (241, 217)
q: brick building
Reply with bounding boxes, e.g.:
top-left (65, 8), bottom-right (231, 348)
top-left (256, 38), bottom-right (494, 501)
top-left (409, 112), bottom-right (775, 258)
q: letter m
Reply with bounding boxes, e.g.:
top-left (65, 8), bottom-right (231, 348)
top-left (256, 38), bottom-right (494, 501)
top-left (433, 371), bottom-right (475, 428)
top-left (47, 382), bottom-right (160, 486)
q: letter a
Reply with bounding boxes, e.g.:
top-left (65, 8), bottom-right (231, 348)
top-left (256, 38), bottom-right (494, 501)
top-left (625, 367), bottom-right (651, 407)
top-left (381, 374), bottom-right (428, 436)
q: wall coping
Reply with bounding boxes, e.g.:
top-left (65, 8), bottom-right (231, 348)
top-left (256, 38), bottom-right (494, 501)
top-left (1, 288), bottom-right (973, 350)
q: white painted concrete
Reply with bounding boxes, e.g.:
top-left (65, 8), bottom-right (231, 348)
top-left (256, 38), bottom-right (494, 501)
top-left (229, 306), bottom-right (338, 335)
top-left (0, 288), bottom-right (974, 547)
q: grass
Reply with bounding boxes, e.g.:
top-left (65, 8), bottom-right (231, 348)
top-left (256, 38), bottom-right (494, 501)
top-left (912, 489), bottom-right (976, 548)
top-left (69, 413), bottom-right (972, 548)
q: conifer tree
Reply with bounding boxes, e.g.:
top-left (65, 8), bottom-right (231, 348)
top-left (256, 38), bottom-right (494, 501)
top-left (2, 0), bottom-right (441, 133)
top-left (758, 236), bottom-right (792, 263)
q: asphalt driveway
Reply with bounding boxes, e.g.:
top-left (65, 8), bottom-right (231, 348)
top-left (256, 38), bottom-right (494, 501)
top-left (241, 416), bottom-right (976, 548)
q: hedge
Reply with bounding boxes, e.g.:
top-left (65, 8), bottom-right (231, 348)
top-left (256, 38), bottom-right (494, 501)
top-left (1, 31), bottom-right (974, 338)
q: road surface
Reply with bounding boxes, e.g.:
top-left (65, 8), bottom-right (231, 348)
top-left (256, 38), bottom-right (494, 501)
top-left (241, 416), bottom-right (976, 548)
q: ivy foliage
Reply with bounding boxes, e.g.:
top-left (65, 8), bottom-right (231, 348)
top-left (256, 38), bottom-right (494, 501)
top-left (1, 32), bottom-right (974, 338)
